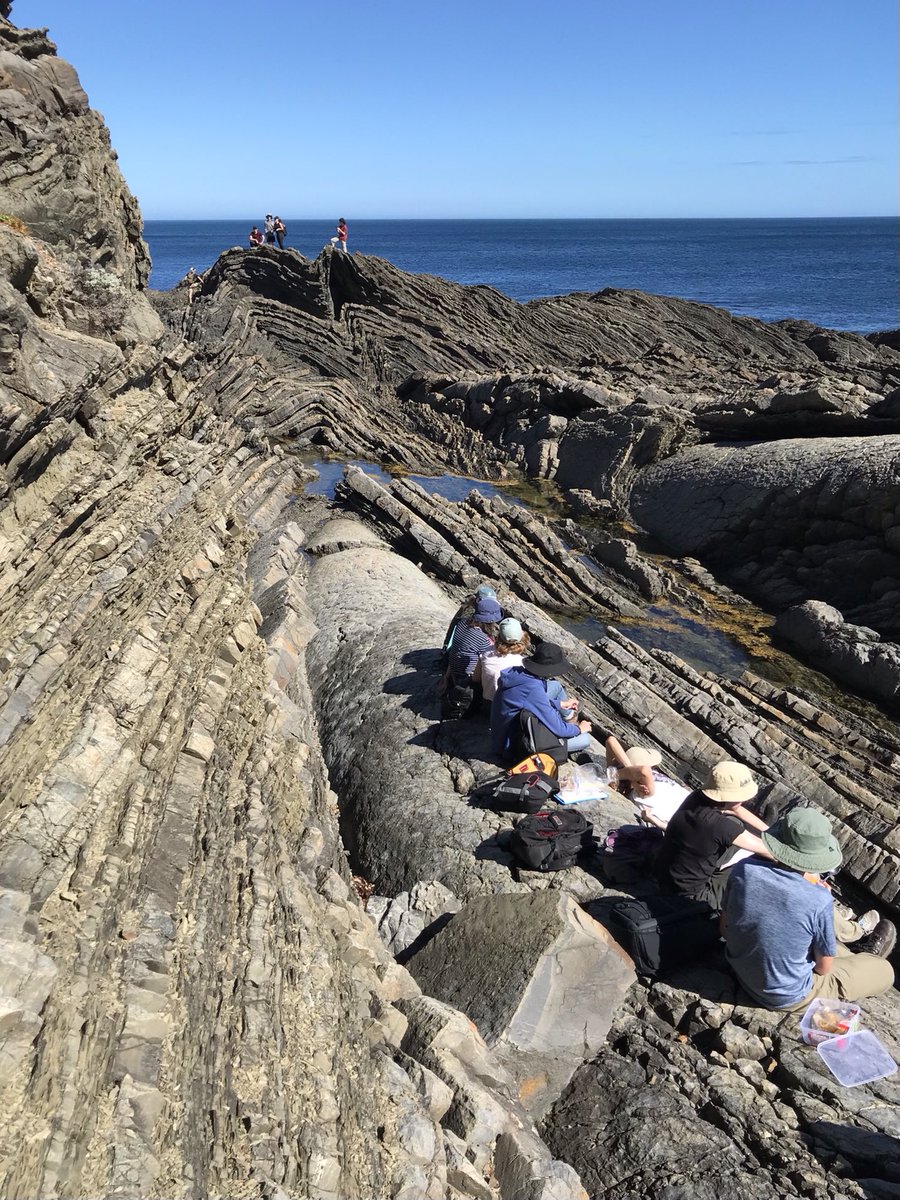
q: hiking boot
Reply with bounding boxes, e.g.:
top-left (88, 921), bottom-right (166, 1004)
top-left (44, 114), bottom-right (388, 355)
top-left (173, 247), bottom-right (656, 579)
top-left (855, 909), bottom-right (881, 937)
top-left (858, 918), bottom-right (897, 959)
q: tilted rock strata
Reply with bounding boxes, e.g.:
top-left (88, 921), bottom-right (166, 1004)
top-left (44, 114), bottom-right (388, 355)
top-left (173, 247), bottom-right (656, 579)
top-left (0, 19), bottom-right (150, 288)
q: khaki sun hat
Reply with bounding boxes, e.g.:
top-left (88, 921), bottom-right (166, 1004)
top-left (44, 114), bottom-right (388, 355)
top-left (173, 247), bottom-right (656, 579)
top-left (625, 746), bottom-right (662, 768)
top-left (701, 760), bottom-right (758, 804)
top-left (762, 807), bottom-right (842, 874)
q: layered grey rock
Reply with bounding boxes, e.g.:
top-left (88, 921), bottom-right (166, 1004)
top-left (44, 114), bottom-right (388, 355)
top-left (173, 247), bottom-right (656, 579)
top-left (2, 6), bottom-right (900, 1196)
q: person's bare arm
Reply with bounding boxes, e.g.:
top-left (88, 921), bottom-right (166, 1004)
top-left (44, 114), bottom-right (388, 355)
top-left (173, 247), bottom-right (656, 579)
top-left (732, 803), bottom-right (769, 833)
top-left (637, 806), bottom-right (668, 830)
top-left (732, 830), bottom-right (773, 858)
top-left (618, 764), bottom-right (654, 791)
top-left (813, 954), bottom-right (834, 976)
top-left (605, 735), bottom-right (631, 768)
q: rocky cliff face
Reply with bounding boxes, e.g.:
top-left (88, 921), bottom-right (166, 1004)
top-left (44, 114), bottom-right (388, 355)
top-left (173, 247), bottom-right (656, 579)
top-left (2, 7), bottom-right (900, 1200)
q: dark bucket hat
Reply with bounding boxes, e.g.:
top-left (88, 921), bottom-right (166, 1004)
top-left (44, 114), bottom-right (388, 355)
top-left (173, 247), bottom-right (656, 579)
top-left (522, 642), bottom-right (570, 678)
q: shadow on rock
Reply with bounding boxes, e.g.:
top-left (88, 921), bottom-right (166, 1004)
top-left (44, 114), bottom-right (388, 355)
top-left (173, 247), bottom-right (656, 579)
top-left (805, 1121), bottom-right (900, 1196)
top-left (475, 829), bottom-right (515, 868)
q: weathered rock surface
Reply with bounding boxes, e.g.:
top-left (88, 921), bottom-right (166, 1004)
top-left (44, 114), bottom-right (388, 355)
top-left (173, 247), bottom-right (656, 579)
top-left (3, 6), bottom-right (900, 1198)
top-left (776, 600), bottom-right (900, 703)
top-left (631, 437), bottom-right (900, 640)
top-left (406, 892), bottom-right (635, 1119)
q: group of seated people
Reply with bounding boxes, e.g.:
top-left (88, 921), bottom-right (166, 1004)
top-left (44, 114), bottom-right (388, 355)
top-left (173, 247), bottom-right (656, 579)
top-left (442, 584), bottom-right (594, 761)
top-left (442, 583), bottom-right (897, 1012)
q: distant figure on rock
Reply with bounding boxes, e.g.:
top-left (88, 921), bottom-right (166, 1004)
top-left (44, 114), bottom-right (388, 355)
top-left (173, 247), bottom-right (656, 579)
top-left (248, 225), bottom-right (264, 248)
top-left (491, 642), bottom-right (592, 763)
top-left (723, 807), bottom-right (895, 1009)
top-left (264, 214), bottom-right (276, 246)
top-left (274, 216), bottom-right (286, 249)
top-left (330, 217), bottom-right (348, 253)
top-left (177, 266), bottom-right (203, 305)
top-left (479, 617), bottom-right (532, 701)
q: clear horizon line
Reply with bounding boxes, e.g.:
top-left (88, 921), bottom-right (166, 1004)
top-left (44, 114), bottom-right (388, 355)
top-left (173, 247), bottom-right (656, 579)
top-left (143, 213), bottom-right (899, 223)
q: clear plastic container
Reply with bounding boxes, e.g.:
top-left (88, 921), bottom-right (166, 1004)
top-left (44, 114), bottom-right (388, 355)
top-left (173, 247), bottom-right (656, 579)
top-left (558, 764), bottom-right (607, 805)
top-left (817, 1029), bottom-right (898, 1087)
top-left (799, 998), bottom-right (862, 1045)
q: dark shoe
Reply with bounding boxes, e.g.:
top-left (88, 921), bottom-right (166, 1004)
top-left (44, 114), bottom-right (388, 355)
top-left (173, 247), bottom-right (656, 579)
top-left (858, 918), bottom-right (897, 959)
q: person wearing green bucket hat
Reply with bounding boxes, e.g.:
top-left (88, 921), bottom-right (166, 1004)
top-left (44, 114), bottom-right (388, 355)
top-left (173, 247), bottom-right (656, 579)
top-left (723, 807), bottom-right (895, 1011)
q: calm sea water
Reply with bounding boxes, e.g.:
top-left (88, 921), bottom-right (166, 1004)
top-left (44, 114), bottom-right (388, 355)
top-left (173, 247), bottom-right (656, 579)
top-left (144, 217), bottom-right (899, 333)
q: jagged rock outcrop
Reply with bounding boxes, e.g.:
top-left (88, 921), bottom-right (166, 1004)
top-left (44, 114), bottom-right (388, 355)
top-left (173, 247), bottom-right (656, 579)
top-left (0, 19), bottom-right (150, 288)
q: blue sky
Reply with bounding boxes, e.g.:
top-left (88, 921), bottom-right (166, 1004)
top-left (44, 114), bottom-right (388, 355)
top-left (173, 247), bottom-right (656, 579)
top-left (12, 0), bottom-right (899, 219)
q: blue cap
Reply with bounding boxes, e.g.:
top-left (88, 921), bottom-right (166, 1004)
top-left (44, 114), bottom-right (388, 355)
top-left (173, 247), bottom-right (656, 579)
top-left (476, 584), bottom-right (497, 600)
top-left (473, 598), bottom-right (502, 623)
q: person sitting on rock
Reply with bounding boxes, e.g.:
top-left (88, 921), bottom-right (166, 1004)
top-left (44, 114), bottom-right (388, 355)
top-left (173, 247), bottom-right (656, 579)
top-left (722, 807), bottom-right (895, 1010)
top-left (248, 225), bottom-right (264, 248)
top-left (445, 595), bottom-right (502, 715)
top-left (478, 617), bottom-right (532, 701)
top-left (653, 761), bottom-right (881, 938)
top-left (654, 761), bottom-right (773, 910)
top-left (491, 642), bottom-right (592, 763)
top-left (605, 736), bottom-right (689, 829)
top-left (443, 584), bottom-right (500, 660)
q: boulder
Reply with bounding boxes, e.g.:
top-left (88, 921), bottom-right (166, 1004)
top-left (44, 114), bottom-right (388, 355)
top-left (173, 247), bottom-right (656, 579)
top-left (775, 600), bottom-right (900, 703)
top-left (406, 892), bottom-right (636, 1118)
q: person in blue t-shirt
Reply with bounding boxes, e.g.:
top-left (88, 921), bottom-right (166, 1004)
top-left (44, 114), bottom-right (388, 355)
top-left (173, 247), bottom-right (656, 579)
top-left (723, 807), bottom-right (895, 1011)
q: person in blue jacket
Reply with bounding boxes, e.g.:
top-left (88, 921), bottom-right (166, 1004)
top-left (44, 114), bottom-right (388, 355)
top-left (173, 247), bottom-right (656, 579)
top-left (491, 642), bottom-right (593, 762)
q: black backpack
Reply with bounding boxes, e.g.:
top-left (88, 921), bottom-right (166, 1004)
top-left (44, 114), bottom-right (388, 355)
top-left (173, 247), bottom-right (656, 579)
top-left (604, 895), bottom-right (720, 979)
top-left (508, 809), bottom-right (593, 872)
top-left (441, 681), bottom-right (473, 720)
top-left (593, 824), bottom-right (665, 885)
top-left (475, 759), bottom-right (559, 814)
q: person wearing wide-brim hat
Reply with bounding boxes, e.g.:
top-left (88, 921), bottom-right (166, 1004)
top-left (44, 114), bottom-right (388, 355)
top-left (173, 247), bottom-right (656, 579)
top-left (653, 761), bottom-right (774, 910)
top-left (604, 736), bottom-right (691, 828)
top-left (723, 807), bottom-right (895, 1011)
top-left (491, 641), bottom-right (593, 763)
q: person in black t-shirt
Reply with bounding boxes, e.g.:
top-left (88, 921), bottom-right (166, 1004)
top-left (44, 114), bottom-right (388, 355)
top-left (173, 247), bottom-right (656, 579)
top-left (655, 760), bottom-right (772, 910)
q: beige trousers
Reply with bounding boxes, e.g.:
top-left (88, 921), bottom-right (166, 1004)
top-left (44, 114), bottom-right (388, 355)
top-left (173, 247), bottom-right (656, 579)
top-left (781, 943), bottom-right (894, 1012)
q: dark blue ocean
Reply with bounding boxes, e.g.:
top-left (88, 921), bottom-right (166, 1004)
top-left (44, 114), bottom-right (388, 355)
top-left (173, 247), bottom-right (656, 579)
top-left (144, 217), bottom-right (899, 333)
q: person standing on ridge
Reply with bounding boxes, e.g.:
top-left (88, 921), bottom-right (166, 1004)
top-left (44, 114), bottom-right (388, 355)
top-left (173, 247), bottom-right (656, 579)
top-left (274, 216), bottom-right (286, 249)
top-left (330, 217), bottom-right (348, 253)
top-left (264, 214), bottom-right (276, 246)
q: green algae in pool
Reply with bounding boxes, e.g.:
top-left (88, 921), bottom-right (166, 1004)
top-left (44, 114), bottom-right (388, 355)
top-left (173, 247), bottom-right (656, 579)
top-left (558, 608), bottom-right (754, 680)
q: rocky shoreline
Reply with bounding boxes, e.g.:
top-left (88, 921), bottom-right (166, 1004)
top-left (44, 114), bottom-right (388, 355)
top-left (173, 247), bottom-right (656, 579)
top-left (1, 8), bottom-right (900, 1199)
